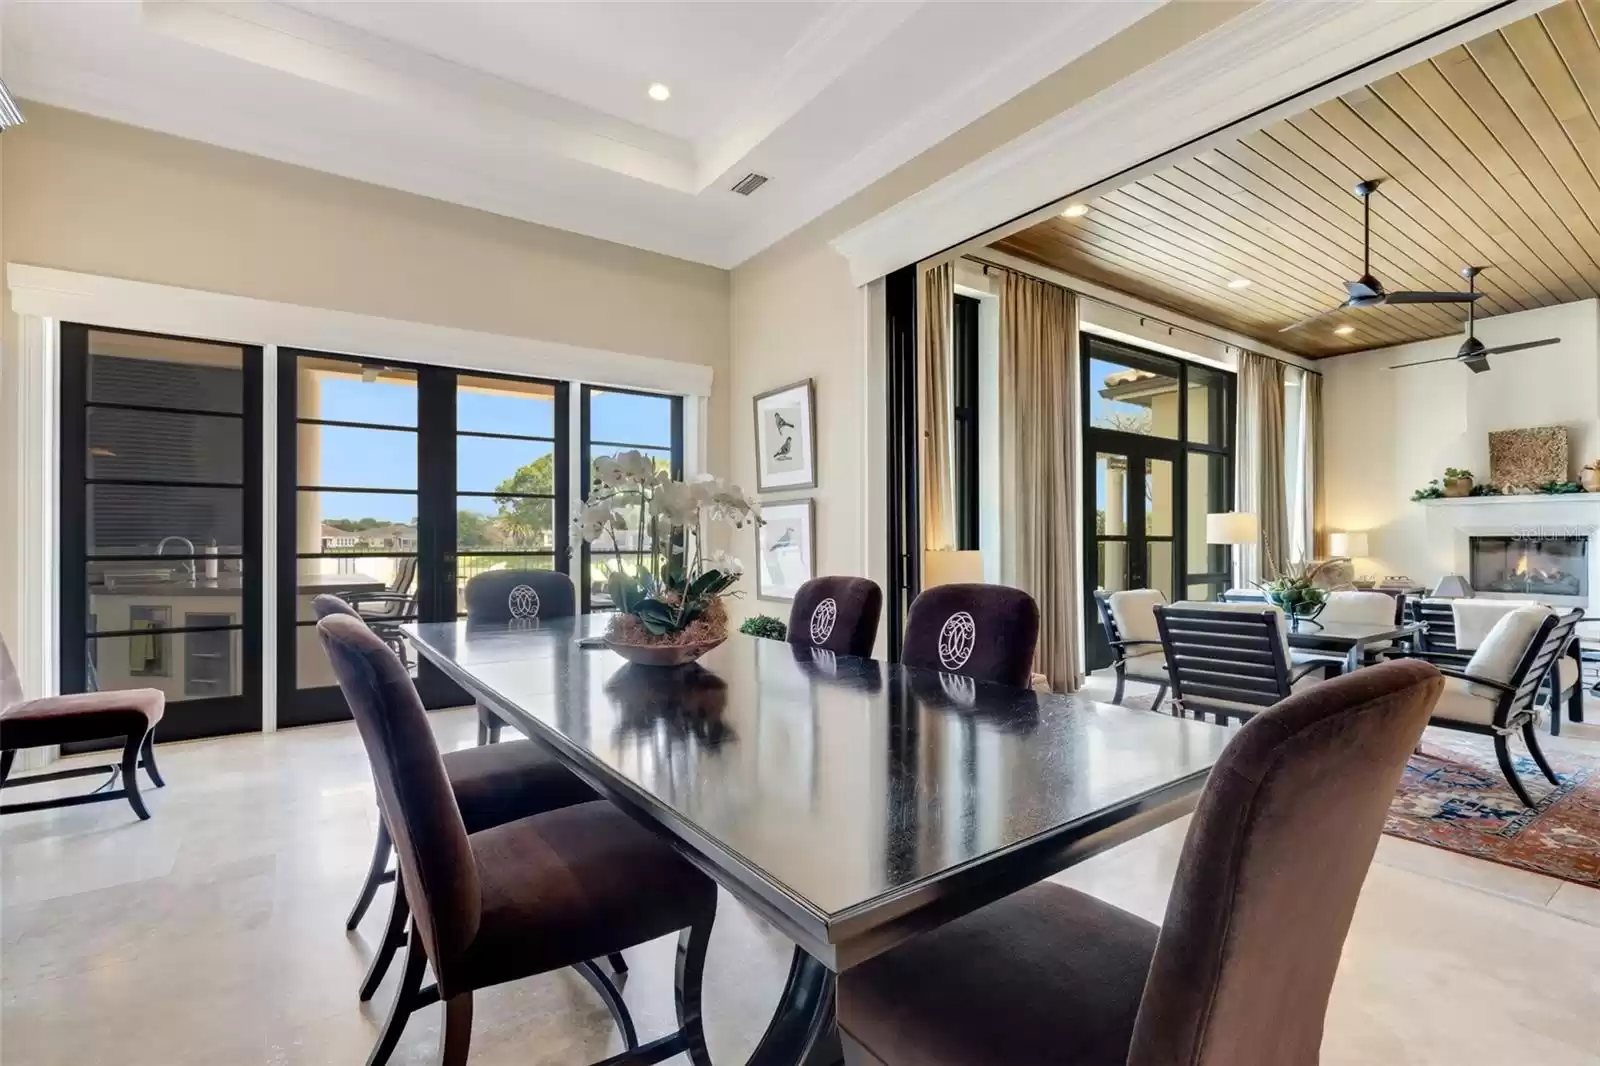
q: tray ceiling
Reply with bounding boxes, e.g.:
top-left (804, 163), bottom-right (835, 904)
top-left (993, 0), bottom-right (1600, 359)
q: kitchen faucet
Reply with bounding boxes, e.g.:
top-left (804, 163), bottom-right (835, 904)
top-left (156, 535), bottom-right (198, 583)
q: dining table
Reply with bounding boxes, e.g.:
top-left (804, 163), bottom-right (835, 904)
top-left (1283, 618), bottom-right (1423, 674)
top-left (405, 616), bottom-right (1233, 1066)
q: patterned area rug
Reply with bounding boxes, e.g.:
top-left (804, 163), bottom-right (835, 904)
top-left (1120, 692), bottom-right (1600, 886)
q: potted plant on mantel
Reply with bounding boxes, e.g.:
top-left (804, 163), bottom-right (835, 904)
top-left (572, 451), bottom-right (760, 666)
top-left (1441, 467), bottom-right (1474, 497)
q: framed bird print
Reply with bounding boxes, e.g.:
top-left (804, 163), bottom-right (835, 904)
top-left (756, 499), bottom-right (815, 602)
top-left (753, 379), bottom-right (817, 492)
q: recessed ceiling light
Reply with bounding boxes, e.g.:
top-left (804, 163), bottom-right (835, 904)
top-left (1334, 325), bottom-right (1356, 336)
top-left (1226, 278), bottom-right (1252, 289)
top-left (647, 83), bottom-right (671, 102)
top-left (1060, 203), bottom-right (1089, 218)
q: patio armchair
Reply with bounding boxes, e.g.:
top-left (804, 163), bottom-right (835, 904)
top-left (1153, 602), bottom-right (1338, 725)
top-left (1390, 605), bottom-right (1580, 806)
top-left (1093, 589), bottom-right (1168, 710)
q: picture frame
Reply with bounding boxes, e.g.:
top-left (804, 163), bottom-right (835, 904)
top-left (753, 378), bottom-right (817, 492)
top-left (756, 498), bottom-right (815, 602)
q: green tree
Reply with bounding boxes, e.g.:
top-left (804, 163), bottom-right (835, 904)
top-left (493, 453), bottom-right (557, 548)
top-left (456, 509), bottom-right (498, 549)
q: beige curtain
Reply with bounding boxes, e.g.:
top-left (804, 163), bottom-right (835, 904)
top-left (918, 262), bottom-right (957, 551)
top-left (1299, 371), bottom-right (1325, 560)
top-left (998, 269), bottom-right (1081, 692)
top-left (1236, 351), bottom-right (1287, 584)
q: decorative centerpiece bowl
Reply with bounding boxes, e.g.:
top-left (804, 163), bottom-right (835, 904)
top-left (572, 450), bottom-right (759, 667)
top-left (1258, 558), bottom-right (1339, 631)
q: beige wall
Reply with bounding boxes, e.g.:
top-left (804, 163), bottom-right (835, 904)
top-left (0, 104), bottom-right (732, 664)
top-left (723, 3), bottom-right (1251, 626)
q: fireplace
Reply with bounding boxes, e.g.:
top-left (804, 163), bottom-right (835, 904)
top-left (1469, 536), bottom-right (1588, 598)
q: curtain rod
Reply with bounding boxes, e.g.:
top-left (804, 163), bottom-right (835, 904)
top-left (964, 254), bottom-right (1322, 378)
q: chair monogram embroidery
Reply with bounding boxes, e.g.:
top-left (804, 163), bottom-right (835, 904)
top-left (810, 598), bottom-right (838, 644)
top-left (507, 585), bottom-right (541, 620)
top-left (938, 611), bottom-right (977, 670)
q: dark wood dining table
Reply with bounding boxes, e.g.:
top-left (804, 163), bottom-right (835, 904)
top-left (405, 617), bottom-right (1231, 1065)
top-left (1285, 619), bottom-right (1423, 674)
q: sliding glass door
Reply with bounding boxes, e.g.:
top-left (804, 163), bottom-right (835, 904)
top-left (278, 352), bottom-right (569, 725)
top-left (1082, 336), bottom-right (1235, 671)
top-left (58, 325), bottom-right (264, 741)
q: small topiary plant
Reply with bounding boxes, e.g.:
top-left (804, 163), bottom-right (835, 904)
top-left (739, 615), bottom-right (788, 641)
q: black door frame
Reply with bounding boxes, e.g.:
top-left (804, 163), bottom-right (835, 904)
top-left (58, 323), bottom-right (265, 742)
top-left (577, 384), bottom-right (684, 614)
top-left (1081, 334), bottom-right (1235, 670)
top-left (277, 350), bottom-right (568, 726)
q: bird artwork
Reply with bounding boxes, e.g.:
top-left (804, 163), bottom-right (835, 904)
top-left (773, 436), bottom-right (794, 461)
top-left (770, 528), bottom-right (796, 550)
top-left (775, 413), bottom-right (795, 432)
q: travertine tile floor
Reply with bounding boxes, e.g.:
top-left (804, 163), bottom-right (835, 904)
top-left (3, 692), bottom-right (1598, 1066)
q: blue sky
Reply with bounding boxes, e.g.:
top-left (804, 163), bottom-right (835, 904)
top-left (311, 380), bottom-right (672, 525)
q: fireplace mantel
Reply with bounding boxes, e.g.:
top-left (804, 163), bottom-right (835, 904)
top-left (1420, 495), bottom-right (1600, 507)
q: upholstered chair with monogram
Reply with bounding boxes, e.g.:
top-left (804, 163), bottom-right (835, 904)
top-left (788, 576), bottom-right (884, 659)
top-left (464, 569), bottom-right (577, 744)
top-left (901, 584), bottom-right (1040, 688)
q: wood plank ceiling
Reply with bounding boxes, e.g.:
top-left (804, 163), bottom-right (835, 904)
top-left (992, 0), bottom-right (1600, 358)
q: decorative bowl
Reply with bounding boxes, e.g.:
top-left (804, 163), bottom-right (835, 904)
top-left (603, 636), bottom-right (725, 667)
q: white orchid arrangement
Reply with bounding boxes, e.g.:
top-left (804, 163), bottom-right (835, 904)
top-left (573, 450), bottom-right (760, 641)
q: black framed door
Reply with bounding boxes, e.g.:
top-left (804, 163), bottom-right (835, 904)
top-left (59, 324), bottom-right (264, 742)
top-left (1082, 335), bottom-right (1234, 671)
top-left (278, 351), bottom-right (567, 726)
top-left (578, 385), bottom-right (683, 613)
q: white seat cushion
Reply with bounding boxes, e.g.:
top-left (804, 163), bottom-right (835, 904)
top-left (1464, 606), bottom-right (1553, 700)
top-left (1107, 589), bottom-right (1164, 658)
top-left (1122, 654), bottom-right (1168, 683)
top-left (1318, 590), bottom-right (1399, 651)
top-left (1557, 655), bottom-right (1580, 693)
top-left (1451, 599), bottom-right (1539, 650)
top-left (1431, 676), bottom-right (1499, 726)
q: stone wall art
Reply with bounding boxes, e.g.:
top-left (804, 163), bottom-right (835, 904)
top-left (1488, 425), bottom-right (1569, 491)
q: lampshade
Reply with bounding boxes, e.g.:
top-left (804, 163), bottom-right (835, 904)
top-left (923, 550), bottom-right (984, 589)
top-left (1205, 512), bottom-right (1258, 546)
top-left (1432, 574), bottom-right (1474, 599)
top-left (1328, 531), bottom-right (1369, 558)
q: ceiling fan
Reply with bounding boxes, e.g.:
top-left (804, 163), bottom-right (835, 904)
top-left (1280, 179), bottom-right (1481, 332)
top-left (1389, 266), bottom-right (1559, 373)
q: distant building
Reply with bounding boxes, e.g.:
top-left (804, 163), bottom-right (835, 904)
top-left (320, 524), bottom-right (359, 550)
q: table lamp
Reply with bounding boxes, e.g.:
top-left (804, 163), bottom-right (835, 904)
top-left (1205, 512), bottom-right (1258, 546)
top-left (923, 550), bottom-right (984, 589)
top-left (1328, 531), bottom-right (1368, 560)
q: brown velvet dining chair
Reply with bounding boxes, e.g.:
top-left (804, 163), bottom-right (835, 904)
top-left (464, 568), bottom-right (577, 745)
top-left (788, 575), bottom-right (883, 658)
top-left (310, 594), bottom-right (615, 1005)
top-left (901, 583), bottom-right (1039, 687)
top-left (0, 633), bottom-right (166, 821)
top-left (838, 658), bottom-right (1443, 1066)
top-left (317, 613), bottom-right (719, 1066)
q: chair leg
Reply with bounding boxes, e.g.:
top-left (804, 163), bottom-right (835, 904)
top-left (487, 717), bottom-right (502, 744)
top-left (1522, 722), bottom-right (1561, 787)
top-left (120, 733), bottom-right (151, 821)
top-left (1150, 682), bottom-right (1167, 713)
top-left (1111, 665), bottom-right (1126, 705)
top-left (436, 992), bottom-right (473, 1066)
top-left (366, 926), bottom-right (426, 1066)
top-left (0, 749), bottom-right (14, 788)
top-left (140, 731), bottom-right (165, 788)
top-left (674, 908), bottom-right (717, 1066)
top-left (607, 952), bottom-right (628, 976)
top-left (1494, 734), bottom-right (1536, 808)
top-left (574, 959), bottom-right (638, 1050)
top-left (348, 820), bottom-right (393, 931)
top-left (359, 878), bottom-right (410, 1002)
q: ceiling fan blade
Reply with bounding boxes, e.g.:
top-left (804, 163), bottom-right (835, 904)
top-left (1382, 290), bottom-right (1483, 304)
top-left (1279, 302), bottom-right (1353, 333)
top-left (1388, 356), bottom-right (1462, 370)
top-left (1479, 338), bottom-right (1560, 357)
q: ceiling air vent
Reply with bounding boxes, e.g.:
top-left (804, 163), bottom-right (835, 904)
top-left (731, 172), bottom-right (770, 196)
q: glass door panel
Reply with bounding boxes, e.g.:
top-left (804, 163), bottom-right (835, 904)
top-left (62, 325), bottom-right (263, 742)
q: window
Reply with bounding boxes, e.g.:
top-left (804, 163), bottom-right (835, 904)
top-left (1283, 365), bottom-right (1310, 565)
top-left (952, 294), bottom-right (981, 550)
top-left (580, 385), bottom-right (683, 611)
